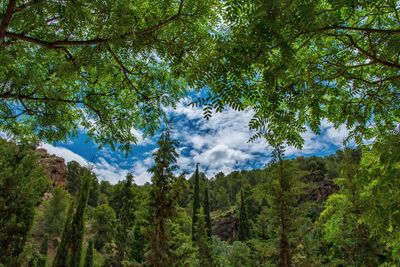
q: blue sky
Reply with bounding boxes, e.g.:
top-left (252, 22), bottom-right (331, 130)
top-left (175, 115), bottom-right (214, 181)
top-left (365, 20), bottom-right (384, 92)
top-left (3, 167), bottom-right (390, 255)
top-left (41, 98), bottom-right (350, 184)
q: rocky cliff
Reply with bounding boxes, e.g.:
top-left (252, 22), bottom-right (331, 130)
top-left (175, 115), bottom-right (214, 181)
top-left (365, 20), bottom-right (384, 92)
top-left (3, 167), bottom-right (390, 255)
top-left (36, 148), bottom-right (68, 188)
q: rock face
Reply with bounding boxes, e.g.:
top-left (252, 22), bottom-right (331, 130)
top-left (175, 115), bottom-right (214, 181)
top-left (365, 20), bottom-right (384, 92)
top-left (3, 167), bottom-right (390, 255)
top-left (212, 210), bottom-right (238, 243)
top-left (36, 148), bottom-right (68, 188)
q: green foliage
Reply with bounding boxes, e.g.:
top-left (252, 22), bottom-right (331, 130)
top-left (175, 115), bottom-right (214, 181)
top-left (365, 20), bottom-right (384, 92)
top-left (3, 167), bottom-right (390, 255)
top-left (146, 126), bottom-right (179, 267)
top-left (195, 208), bottom-right (214, 267)
top-left (192, 163), bottom-right (201, 242)
top-left (0, 0), bottom-right (219, 152)
top-left (92, 204), bottom-right (116, 251)
top-left (0, 139), bottom-right (49, 266)
top-left (320, 133), bottom-right (400, 266)
top-left (230, 241), bottom-right (253, 267)
top-left (53, 174), bottom-right (91, 267)
top-left (84, 240), bottom-right (94, 267)
top-left (238, 190), bottom-right (251, 241)
top-left (109, 173), bottom-right (136, 264)
top-left (196, 0), bottom-right (400, 147)
top-left (34, 187), bottom-right (70, 238)
top-left (67, 161), bottom-right (100, 206)
top-left (203, 187), bottom-right (212, 238)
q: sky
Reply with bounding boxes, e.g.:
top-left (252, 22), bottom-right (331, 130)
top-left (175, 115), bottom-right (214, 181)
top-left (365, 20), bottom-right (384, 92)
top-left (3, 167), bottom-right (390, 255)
top-left (40, 98), bottom-right (351, 185)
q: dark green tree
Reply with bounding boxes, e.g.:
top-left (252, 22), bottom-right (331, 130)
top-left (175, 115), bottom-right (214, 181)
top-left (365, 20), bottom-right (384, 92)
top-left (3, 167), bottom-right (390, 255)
top-left (110, 173), bottom-right (136, 265)
top-left (84, 240), bottom-right (94, 267)
top-left (53, 174), bottom-right (91, 267)
top-left (69, 175), bottom-right (91, 267)
top-left (52, 199), bottom-right (74, 267)
top-left (34, 234), bottom-right (49, 267)
top-left (146, 126), bottom-right (179, 267)
top-left (92, 204), bottom-right (116, 250)
top-left (192, 163), bottom-right (201, 242)
top-left (203, 187), bottom-right (212, 238)
top-left (196, 209), bottom-right (213, 267)
top-left (238, 190), bottom-right (251, 242)
top-left (0, 139), bottom-right (49, 266)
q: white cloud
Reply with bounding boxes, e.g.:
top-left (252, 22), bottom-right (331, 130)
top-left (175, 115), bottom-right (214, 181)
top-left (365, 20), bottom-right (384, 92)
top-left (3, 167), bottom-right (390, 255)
top-left (41, 143), bottom-right (88, 166)
top-left (40, 99), bottom-right (354, 184)
top-left (40, 143), bottom-right (132, 185)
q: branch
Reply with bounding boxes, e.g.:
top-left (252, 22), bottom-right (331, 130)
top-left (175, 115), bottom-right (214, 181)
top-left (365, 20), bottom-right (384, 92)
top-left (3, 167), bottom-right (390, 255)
top-left (0, 0), bottom-right (17, 40)
top-left (3, 11), bottom-right (182, 48)
top-left (321, 25), bottom-right (400, 34)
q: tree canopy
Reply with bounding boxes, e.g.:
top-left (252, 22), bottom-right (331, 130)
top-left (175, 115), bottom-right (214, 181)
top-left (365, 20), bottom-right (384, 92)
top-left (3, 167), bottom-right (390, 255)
top-left (0, 0), bottom-right (218, 151)
top-left (194, 0), bottom-right (400, 147)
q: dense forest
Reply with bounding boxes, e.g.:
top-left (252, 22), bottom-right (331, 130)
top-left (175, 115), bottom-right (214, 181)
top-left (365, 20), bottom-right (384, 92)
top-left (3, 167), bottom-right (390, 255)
top-left (1, 132), bottom-right (399, 266)
top-left (1, 0), bottom-right (400, 266)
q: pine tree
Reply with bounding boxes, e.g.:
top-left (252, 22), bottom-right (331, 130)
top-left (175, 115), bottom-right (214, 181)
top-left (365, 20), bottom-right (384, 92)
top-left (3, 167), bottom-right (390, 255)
top-left (84, 240), bottom-right (94, 267)
top-left (238, 190), bottom-right (251, 241)
top-left (111, 173), bottom-right (136, 264)
top-left (203, 187), bottom-right (212, 238)
top-left (192, 163), bottom-right (201, 242)
top-left (146, 126), bottom-right (179, 267)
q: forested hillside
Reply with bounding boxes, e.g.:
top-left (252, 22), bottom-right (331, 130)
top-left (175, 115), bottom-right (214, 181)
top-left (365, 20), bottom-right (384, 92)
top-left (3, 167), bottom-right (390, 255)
top-left (0, 132), bottom-right (399, 266)
top-left (1, 0), bottom-right (399, 266)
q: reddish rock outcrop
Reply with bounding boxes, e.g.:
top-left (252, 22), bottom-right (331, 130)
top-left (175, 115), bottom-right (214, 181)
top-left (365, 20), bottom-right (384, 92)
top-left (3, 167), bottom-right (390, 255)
top-left (212, 210), bottom-right (238, 243)
top-left (36, 148), bottom-right (68, 188)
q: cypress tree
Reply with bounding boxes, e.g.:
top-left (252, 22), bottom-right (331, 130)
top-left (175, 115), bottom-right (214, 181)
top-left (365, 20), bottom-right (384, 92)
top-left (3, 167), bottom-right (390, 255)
top-left (146, 126), bottom-right (179, 267)
top-left (84, 240), bottom-right (94, 267)
top-left (53, 173), bottom-right (91, 267)
top-left (196, 208), bottom-right (213, 267)
top-left (53, 200), bottom-right (74, 267)
top-left (69, 175), bottom-right (91, 267)
top-left (192, 163), bottom-right (200, 242)
top-left (238, 190), bottom-right (251, 241)
top-left (37, 234), bottom-right (49, 267)
top-left (203, 187), bottom-right (212, 238)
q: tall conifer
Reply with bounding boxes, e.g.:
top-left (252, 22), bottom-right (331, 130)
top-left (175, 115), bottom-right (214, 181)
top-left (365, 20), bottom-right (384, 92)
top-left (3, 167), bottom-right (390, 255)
top-left (238, 190), bottom-right (251, 241)
top-left (146, 126), bottom-right (179, 267)
top-left (203, 187), bottom-right (212, 238)
top-left (84, 240), bottom-right (94, 267)
top-left (53, 174), bottom-right (91, 267)
top-left (192, 163), bottom-right (200, 241)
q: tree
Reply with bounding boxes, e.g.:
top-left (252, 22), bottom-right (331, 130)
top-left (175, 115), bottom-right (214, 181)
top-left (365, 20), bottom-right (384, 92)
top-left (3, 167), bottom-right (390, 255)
top-left (92, 204), bottom-right (116, 250)
top-left (319, 143), bottom-right (399, 266)
top-left (196, 0), bottom-right (399, 147)
top-left (203, 187), bottom-right (212, 238)
top-left (53, 174), bottom-right (91, 267)
top-left (66, 161), bottom-right (99, 206)
top-left (192, 163), bottom-right (201, 242)
top-left (0, 0), bottom-right (218, 151)
top-left (146, 126), bottom-right (179, 267)
top-left (84, 240), bottom-right (94, 267)
top-left (33, 234), bottom-right (49, 267)
top-left (195, 209), bottom-right (213, 267)
top-left (109, 173), bottom-right (136, 264)
top-left (34, 187), bottom-right (70, 238)
top-left (52, 198), bottom-right (74, 267)
top-left (238, 190), bottom-right (251, 241)
top-left (0, 139), bottom-right (49, 266)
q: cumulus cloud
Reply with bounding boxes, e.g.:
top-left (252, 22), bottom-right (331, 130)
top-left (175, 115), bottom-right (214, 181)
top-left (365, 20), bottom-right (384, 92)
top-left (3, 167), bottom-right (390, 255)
top-left (42, 99), bottom-right (354, 184)
top-left (40, 143), bottom-right (131, 184)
